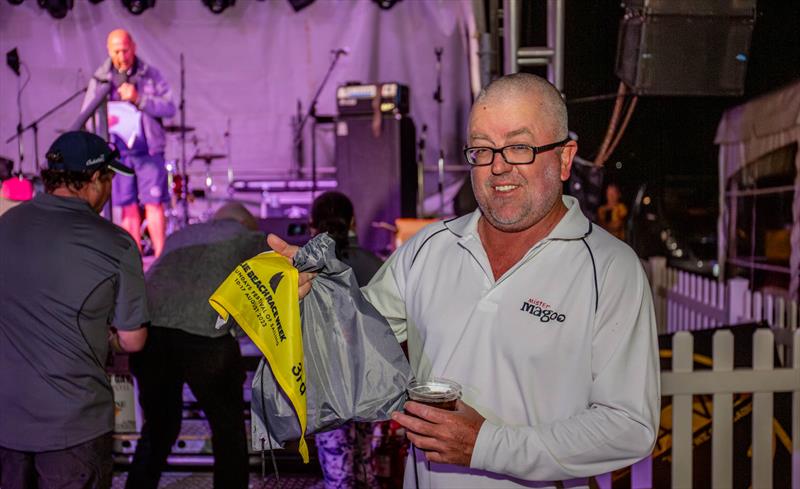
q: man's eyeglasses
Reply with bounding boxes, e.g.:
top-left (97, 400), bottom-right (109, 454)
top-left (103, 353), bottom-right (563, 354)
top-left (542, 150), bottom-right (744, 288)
top-left (463, 137), bottom-right (570, 167)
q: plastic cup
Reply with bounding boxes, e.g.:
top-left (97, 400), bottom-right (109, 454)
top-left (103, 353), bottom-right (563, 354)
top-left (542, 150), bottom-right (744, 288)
top-left (406, 378), bottom-right (461, 411)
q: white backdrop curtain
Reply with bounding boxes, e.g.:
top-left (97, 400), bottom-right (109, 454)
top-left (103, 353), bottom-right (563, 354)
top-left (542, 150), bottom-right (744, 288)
top-left (0, 0), bottom-right (475, 207)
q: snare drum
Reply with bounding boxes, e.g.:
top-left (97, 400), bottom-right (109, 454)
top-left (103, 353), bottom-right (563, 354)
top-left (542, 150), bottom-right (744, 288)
top-left (165, 160), bottom-right (189, 201)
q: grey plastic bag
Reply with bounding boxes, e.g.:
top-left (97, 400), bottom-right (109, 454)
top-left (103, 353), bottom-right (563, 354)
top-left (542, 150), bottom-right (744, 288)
top-left (251, 233), bottom-right (412, 450)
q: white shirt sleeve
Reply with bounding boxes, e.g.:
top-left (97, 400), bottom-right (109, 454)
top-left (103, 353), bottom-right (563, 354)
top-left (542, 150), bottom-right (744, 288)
top-left (361, 250), bottom-right (409, 342)
top-left (470, 252), bottom-right (661, 480)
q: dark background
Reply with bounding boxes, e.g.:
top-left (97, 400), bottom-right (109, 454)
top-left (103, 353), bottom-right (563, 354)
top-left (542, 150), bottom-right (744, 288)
top-left (559, 0), bottom-right (799, 187)
top-left (518, 0), bottom-right (800, 262)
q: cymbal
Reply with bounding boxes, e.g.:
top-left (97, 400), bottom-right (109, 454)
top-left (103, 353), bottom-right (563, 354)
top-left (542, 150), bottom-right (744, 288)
top-left (192, 153), bottom-right (227, 162)
top-left (164, 124), bottom-right (196, 133)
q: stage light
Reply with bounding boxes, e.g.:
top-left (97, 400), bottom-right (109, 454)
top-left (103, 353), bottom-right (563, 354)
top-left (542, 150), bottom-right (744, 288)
top-left (7, 0), bottom-right (26, 6)
top-left (202, 0), bottom-right (234, 14)
top-left (286, 0), bottom-right (314, 12)
top-left (37, 0), bottom-right (73, 18)
top-left (121, 0), bottom-right (155, 15)
top-left (372, 0), bottom-right (401, 9)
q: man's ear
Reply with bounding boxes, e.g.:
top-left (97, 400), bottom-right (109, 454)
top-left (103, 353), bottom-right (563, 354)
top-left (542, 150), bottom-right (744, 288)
top-left (90, 169), bottom-right (110, 189)
top-left (559, 140), bottom-right (578, 182)
top-left (90, 170), bottom-right (103, 185)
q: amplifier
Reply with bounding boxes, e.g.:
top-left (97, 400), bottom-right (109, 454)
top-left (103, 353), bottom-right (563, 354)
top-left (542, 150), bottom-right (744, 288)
top-left (335, 115), bottom-right (416, 254)
top-left (336, 83), bottom-right (409, 116)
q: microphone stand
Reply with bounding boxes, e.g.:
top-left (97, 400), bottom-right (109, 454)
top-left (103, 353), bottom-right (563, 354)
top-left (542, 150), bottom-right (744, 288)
top-left (68, 83), bottom-right (111, 133)
top-left (434, 47), bottom-right (445, 215)
top-left (416, 124), bottom-right (428, 217)
top-left (293, 49), bottom-right (346, 195)
top-left (14, 72), bottom-right (25, 174)
top-left (179, 53), bottom-right (189, 226)
top-left (10, 88), bottom-right (88, 171)
top-left (225, 117), bottom-right (233, 186)
top-left (292, 100), bottom-right (303, 180)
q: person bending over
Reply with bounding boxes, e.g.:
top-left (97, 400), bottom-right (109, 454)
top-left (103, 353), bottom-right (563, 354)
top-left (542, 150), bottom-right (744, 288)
top-left (126, 202), bottom-right (268, 489)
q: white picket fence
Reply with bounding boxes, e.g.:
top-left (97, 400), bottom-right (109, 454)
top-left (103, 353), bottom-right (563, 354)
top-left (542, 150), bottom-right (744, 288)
top-left (594, 258), bottom-right (800, 489)
top-left (646, 256), bottom-right (799, 364)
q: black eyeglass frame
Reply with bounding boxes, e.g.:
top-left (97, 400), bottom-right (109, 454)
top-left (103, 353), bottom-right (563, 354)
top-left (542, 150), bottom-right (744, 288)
top-left (463, 137), bottom-right (571, 167)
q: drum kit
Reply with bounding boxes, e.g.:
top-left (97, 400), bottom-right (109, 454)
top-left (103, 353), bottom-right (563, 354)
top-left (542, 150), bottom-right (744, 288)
top-left (162, 123), bottom-right (231, 228)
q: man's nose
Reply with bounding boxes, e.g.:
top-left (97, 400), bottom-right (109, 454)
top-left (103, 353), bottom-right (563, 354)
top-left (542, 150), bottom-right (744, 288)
top-left (490, 151), bottom-right (512, 174)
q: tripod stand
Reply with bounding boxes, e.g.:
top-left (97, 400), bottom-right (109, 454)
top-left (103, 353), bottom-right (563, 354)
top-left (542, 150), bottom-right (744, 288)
top-left (434, 47), bottom-right (446, 215)
top-left (4, 60), bottom-right (86, 174)
top-left (292, 48), bottom-right (347, 196)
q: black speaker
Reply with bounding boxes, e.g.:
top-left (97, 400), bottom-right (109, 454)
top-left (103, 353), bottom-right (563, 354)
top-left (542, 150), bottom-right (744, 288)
top-left (258, 217), bottom-right (311, 247)
top-left (335, 115), bottom-right (417, 253)
top-left (616, 8), bottom-right (755, 96)
top-left (621, 0), bottom-right (755, 16)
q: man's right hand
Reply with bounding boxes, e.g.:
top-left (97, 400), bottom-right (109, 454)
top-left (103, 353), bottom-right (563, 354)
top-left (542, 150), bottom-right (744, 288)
top-left (117, 82), bottom-right (139, 104)
top-left (114, 326), bottom-right (148, 353)
top-left (267, 233), bottom-right (315, 299)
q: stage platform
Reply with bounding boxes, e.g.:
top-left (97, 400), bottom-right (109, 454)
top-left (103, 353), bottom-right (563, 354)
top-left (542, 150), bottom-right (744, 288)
top-left (111, 472), bottom-right (323, 489)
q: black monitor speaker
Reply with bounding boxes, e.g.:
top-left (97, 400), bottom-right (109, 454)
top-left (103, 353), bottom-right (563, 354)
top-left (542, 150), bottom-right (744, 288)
top-left (615, 6), bottom-right (755, 96)
top-left (335, 115), bottom-right (417, 253)
top-left (258, 217), bottom-right (311, 247)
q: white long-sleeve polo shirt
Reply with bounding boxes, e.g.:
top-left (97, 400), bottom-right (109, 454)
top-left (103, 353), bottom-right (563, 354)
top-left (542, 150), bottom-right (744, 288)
top-left (362, 196), bottom-right (660, 488)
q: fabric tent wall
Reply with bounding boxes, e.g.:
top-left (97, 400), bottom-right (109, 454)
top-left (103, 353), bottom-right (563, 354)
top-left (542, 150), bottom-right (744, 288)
top-left (0, 0), bottom-right (474, 200)
top-left (715, 79), bottom-right (800, 299)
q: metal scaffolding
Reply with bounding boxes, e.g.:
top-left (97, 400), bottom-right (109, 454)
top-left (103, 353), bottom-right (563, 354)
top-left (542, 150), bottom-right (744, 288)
top-left (502, 0), bottom-right (565, 90)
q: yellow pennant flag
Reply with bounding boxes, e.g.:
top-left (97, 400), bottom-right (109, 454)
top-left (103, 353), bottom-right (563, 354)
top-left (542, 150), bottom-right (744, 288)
top-left (208, 252), bottom-right (308, 462)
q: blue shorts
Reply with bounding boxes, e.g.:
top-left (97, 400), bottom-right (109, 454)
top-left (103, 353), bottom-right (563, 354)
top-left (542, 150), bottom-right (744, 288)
top-left (112, 153), bottom-right (169, 207)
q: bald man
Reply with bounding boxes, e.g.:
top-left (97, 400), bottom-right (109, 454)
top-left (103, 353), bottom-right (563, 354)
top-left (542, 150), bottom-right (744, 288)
top-left (125, 202), bottom-right (267, 489)
top-left (81, 29), bottom-right (175, 257)
top-left (269, 73), bottom-right (660, 488)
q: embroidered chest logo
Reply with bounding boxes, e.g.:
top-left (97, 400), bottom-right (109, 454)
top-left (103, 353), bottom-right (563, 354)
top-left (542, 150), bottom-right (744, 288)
top-left (520, 298), bottom-right (566, 324)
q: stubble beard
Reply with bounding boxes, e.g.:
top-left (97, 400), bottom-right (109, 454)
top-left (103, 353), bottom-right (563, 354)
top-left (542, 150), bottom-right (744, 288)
top-left (473, 163), bottom-right (562, 233)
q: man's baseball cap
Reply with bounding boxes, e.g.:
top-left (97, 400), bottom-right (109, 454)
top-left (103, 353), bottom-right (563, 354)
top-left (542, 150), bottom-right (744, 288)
top-left (46, 131), bottom-right (134, 176)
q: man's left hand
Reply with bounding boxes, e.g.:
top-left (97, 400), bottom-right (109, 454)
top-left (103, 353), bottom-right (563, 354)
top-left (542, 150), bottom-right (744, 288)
top-left (118, 82), bottom-right (139, 105)
top-left (391, 399), bottom-right (485, 466)
top-left (267, 233), bottom-right (316, 299)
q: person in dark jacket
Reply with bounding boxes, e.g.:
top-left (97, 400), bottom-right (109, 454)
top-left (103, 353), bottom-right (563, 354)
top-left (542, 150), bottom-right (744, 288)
top-left (126, 202), bottom-right (267, 489)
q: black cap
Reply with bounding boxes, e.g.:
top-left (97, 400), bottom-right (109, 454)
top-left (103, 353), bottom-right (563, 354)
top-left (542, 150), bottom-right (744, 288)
top-left (46, 131), bottom-right (134, 176)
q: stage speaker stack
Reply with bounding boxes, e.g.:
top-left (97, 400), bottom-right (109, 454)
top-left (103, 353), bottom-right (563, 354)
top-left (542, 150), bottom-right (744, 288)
top-left (615, 0), bottom-right (756, 96)
top-left (335, 83), bottom-right (417, 253)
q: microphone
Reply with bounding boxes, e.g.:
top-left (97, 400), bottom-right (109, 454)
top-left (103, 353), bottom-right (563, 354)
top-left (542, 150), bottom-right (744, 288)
top-left (331, 47), bottom-right (350, 56)
top-left (111, 69), bottom-right (128, 87)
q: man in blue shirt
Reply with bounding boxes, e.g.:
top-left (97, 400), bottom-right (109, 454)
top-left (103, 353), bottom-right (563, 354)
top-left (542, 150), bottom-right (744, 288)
top-left (0, 131), bottom-right (149, 489)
